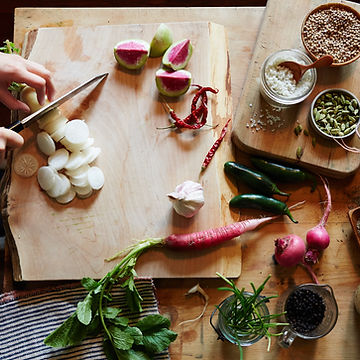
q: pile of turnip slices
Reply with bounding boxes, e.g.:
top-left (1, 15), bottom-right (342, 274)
top-left (19, 86), bottom-right (105, 204)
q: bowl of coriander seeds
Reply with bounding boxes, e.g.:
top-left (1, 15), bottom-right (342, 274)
top-left (310, 89), bottom-right (360, 140)
top-left (301, 3), bottom-right (360, 66)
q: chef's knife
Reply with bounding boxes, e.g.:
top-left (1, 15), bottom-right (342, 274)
top-left (8, 72), bottom-right (109, 133)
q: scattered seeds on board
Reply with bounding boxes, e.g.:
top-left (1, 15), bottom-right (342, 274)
top-left (294, 124), bottom-right (303, 136)
top-left (246, 104), bottom-right (285, 133)
top-left (296, 146), bottom-right (304, 159)
top-left (13, 153), bottom-right (39, 177)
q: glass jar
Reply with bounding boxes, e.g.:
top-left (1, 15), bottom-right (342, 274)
top-left (260, 49), bottom-right (317, 108)
top-left (210, 293), bottom-right (269, 346)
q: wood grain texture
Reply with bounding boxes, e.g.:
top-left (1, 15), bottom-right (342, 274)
top-left (6, 21), bottom-right (237, 281)
top-left (7, 6), bottom-right (360, 360)
top-left (232, 0), bottom-right (360, 178)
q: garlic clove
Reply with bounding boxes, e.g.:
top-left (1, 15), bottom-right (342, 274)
top-left (167, 180), bottom-right (205, 218)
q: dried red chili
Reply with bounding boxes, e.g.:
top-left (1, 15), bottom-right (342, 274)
top-left (200, 118), bottom-right (232, 172)
top-left (161, 85), bottom-right (218, 130)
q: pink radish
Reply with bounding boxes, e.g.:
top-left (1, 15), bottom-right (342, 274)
top-left (274, 234), bottom-right (319, 284)
top-left (274, 234), bottom-right (306, 267)
top-left (106, 215), bottom-right (280, 262)
top-left (306, 176), bottom-right (331, 251)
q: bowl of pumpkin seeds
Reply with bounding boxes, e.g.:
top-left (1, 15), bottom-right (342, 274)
top-left (310, 88), bottom-right (360, 140)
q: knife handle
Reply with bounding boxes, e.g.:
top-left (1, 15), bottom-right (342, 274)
top-left (7, 120), bottom-right (24, 133)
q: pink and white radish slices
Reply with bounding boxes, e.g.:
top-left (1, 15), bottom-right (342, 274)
top-left (21, 86), bottom-right (104, 204)
top-left (274, 176), bottom-right (332, 284)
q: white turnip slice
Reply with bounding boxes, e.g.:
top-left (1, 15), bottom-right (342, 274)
top-left (65, 164), bottom-right (90, 177)
top-left (13, 153), bottom-right (39, 177)
top-left (48, 148), bottom-right (70, 171)
top-left (65, 152), bottom-right (87, 171)
top-left (64, 120), bottom-right (89, 145)
top-left (88, 166), bottom-right (105, 190)
top-left (51, 125), bottom-right (67, 142)
top-left (83, 147), bottom-right (101, 164)
top-left (43, 115), bottom-right (68, 135)
top-left (56, 188), bottom-right (76, 204)
top-left (37, 166), bottom-right (57, 191)
top-left (47, 173), bottom-right (71, 198)
top-left (37, 132), bottom-right (56, 156)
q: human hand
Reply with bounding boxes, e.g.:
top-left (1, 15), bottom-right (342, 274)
top-left (0, 127), bottom-right (24, 164)
top-left (0, 53), bottom-right (56, 112)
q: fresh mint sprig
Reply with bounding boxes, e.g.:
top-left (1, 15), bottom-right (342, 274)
top-left (44, 239), bottom-right (177, 359)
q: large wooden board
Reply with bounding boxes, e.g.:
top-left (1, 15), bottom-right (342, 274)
top-left (5, 21), bottom-right (238, 281)
top-left (232, 0), bottom-right (360, 179)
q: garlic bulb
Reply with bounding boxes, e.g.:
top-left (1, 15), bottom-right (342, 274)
top-left (167, 180), bottom-right (205, 218)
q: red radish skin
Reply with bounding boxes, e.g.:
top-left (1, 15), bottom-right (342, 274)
top-left (106, 215), bottom-right (280, 262)
top-left (306, 176), bottom-right (331, 250)
top-left (274, 234), bottom-right (306, 267)
top-left (164, 215), bottom-right (278, 250)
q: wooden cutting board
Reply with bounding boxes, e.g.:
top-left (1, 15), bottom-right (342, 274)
top-left (232, 0), bottom-right (360, 179)
top-left (4, 21), bottom-right (239, 281)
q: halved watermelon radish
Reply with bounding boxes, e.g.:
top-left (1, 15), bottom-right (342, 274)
top-left (155, 68), bottom-right (191, 97)
top-left (114, 39), bottom-right (150, 70)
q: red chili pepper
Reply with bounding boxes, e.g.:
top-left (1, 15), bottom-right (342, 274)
top-left (161, 85), bottom-right (218, 130)
top-left (200, 118), bottom-right (232, 172)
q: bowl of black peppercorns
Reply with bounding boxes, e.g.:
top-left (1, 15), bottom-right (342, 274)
top-left (301, 3), bottom-right (360, 67)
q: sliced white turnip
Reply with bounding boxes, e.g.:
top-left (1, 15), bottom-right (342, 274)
top-left (56, 188), bottom-right (76, 204)
top-left (83, 146), bottom-right (101, 164)
top-left (51, 124), bottom-right (67, 142)
top-left (47, 173), bottom-right (71, 198)
top-left (61, 138), bottom-right (87, 152)
top-left (37, 166), bottom-right (57, 191)
top-left (88, 166), bottom-right (105, 190)
top-left (13, 153), bottom-right (39, 177)
top-left (65, 164), bottom-right (90, 177)
top-left (64, 151), bottom-right (87, 171)
top-left (64, 120), bottom-right (89, 145)
top-left (48, 148), bottom-right (69, 171)
top-left (36, 131), bottom-right (56, 156)
top-left (74, 183), bottom-right (93, 197)
top-left (69, 171), bottom-right (89, 187)
top-left (43, 115), bottom-right (68, 135)
top-left (79, 137), bottom-right (95, 151)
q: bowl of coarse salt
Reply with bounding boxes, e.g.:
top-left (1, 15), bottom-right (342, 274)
top-left (260, 49), bottom-right (317, 108)
top-left (301, 3), bottom-right (360, 67)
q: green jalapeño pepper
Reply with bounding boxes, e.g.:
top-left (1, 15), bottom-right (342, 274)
top-left (229, 194), bottom-right (298, 223)
top-left (224, 161), bottom-right (289, 197)
top-left (250, 157), bottom-right (317, 192)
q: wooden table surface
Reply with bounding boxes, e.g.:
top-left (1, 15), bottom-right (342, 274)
top-left (2, 5), bottom-right (360, 360)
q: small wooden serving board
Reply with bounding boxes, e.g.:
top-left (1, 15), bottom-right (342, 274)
top-left (232, 0), bottom-right (360, 179)
top-left (5, 22), bottom-right (238, 281)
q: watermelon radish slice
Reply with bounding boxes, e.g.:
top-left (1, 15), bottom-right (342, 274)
top-left (114, 39), bottom-right (150, 70)
top-left (162, 39), bottom-right (193, 70)
top-left (155, 69), bottom-right (191, 97)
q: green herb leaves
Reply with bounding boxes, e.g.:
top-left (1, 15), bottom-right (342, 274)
top-left (0, 40), bottom-right (25, 93)
top-left (44, 239), bottom-right (177, 359)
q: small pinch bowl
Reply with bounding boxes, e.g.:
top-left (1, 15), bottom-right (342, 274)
top-left (348, 207), bottom-right (360, 247)
top-left (309, 88), bottom-right (360, 140)
top-left (301, 3), bottom-right (360, 67)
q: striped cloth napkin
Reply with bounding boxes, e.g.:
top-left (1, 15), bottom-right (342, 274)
top-left (0, 279), bottom-right (169, 360)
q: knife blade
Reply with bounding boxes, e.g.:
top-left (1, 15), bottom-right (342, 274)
top-left (8, 72), bottom-right (109, 133)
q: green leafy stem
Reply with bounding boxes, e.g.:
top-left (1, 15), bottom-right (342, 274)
top-left (44, 238), bottom-right (177, 360)
top-left (0, 39), bottom-right (25, 93)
